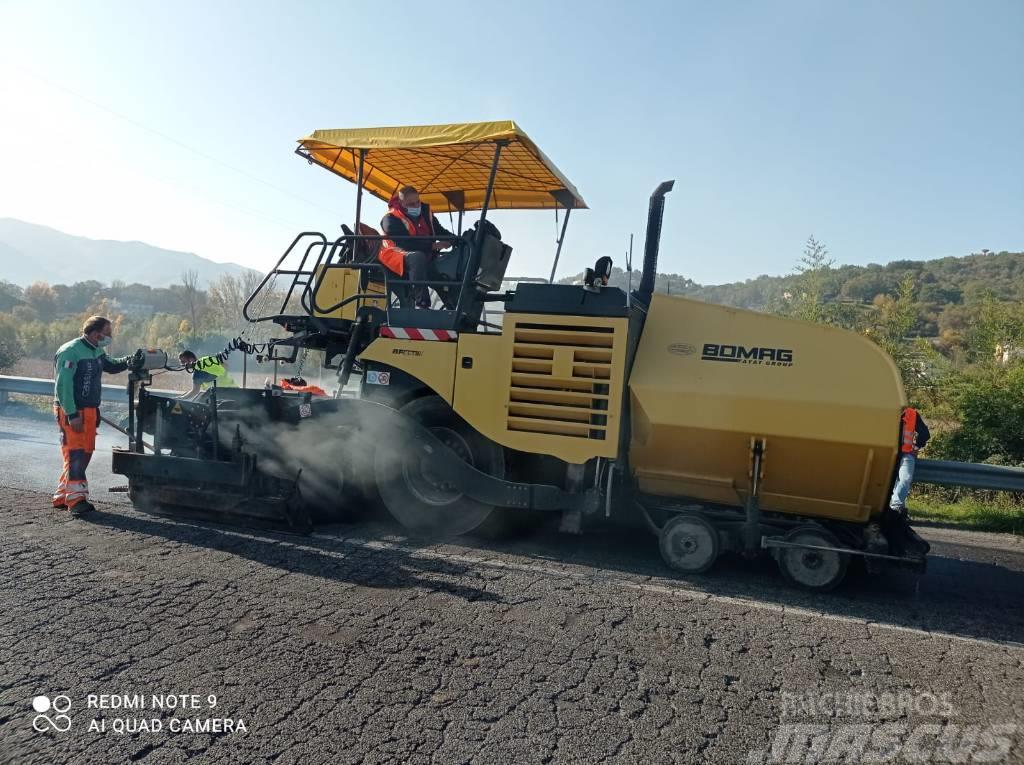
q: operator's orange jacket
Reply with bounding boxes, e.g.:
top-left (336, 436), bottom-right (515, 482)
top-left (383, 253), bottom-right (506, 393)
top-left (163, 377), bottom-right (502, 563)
top-left (379, 200), bottom-right (445, 276)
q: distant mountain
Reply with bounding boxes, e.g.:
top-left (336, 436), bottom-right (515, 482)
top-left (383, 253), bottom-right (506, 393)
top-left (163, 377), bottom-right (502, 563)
top-left (0, 218), bottom-right (256, 288)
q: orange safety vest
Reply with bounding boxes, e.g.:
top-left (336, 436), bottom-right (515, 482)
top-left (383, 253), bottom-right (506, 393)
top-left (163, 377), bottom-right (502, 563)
top-left (280, 379), bottom-right (327, 396)
top-left (900, 408), bottom-right (919, 453)
top-left (379, 205), bottom-right (433, 276)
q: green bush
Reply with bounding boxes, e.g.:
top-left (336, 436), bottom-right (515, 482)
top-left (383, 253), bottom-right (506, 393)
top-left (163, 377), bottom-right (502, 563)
top-left (927, 364), bottom-right (1024, 465)
top-left (0, 314), bottom-right (24, 371)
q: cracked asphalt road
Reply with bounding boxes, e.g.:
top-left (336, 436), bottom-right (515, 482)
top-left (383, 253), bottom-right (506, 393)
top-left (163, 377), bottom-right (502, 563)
top-left (1, 412), bottom-right (1023, 764)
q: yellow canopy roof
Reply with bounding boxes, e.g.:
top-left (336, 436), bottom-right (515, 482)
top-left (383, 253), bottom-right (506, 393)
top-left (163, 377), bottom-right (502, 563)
top-left (296, 120), bottom-right (586, 213)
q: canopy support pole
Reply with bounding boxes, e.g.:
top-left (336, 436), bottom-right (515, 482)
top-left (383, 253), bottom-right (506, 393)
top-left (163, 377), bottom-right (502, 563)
top-left (454, 141), bottom-right (505, 326)
top-left (353, 149), bottom-right (366, 233)
top-left (548, 206), bottom-right (572, 283)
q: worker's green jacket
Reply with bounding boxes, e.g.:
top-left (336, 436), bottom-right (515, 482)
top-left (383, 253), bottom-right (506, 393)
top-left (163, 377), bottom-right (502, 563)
top-left (53, 337), bottom-right (131, 417)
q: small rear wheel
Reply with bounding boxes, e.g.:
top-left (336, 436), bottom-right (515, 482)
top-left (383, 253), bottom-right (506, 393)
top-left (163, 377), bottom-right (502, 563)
top-left (659, 513), bottom-right (720, 574)
top-left (776, 525), bottom-right (849, 592)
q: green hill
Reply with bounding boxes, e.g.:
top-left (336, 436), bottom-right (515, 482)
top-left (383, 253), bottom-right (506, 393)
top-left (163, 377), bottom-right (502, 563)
top-left (561, 250), bottom-right (1024, 338)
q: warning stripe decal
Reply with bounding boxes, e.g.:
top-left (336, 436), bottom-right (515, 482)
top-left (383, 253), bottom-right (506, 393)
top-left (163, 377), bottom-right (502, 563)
top-left (381, 327), bottom-right (458, 342)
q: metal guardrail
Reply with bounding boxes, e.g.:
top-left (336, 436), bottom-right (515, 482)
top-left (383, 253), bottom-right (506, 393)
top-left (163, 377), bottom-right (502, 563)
top-left (915, 458), bottom-right (1024, 493)
top-left (0, 375), bottom-right (175, 408)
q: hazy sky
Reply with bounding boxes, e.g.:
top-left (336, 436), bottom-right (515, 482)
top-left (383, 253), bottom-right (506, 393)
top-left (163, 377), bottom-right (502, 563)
top-left (0, 0), bottom-right (1021, 285)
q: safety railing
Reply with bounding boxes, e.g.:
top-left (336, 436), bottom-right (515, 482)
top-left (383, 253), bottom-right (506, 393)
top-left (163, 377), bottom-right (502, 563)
top-left (914, 458), bottom-right (1024, 493)
top-left (0, 376), bottom-right (176, 409)
top-left (244, 229), bottom-right (474, 330)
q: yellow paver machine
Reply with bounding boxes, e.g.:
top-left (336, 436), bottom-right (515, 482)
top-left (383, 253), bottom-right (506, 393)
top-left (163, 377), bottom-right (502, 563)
top-left (112, 120), bottom-right (1023, 591)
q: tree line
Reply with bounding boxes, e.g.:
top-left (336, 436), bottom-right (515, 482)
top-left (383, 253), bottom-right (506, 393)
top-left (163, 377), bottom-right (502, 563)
top-left (0, 270), bottom-right (273, 371)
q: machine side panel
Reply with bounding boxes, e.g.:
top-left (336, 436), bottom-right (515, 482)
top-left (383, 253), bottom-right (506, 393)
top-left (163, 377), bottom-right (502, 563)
top-left (629, 295), bottom-right (907, 522)
top-left (452, 315), bottom-right (628, 464)
top-left (312, 266), bottom-right (386, 320)
top-left (359, 337), bottom-right (457, 404)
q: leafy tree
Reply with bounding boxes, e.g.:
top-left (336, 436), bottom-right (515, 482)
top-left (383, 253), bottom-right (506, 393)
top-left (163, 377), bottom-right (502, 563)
top-left (928, 363), bottom-right (1024, 466)
top-left (963, 293), bottom-right (1024, 365)
top-left (0, 314), bottom-right (24, 371)
top-left (22, 281), bottom-right (59, 320)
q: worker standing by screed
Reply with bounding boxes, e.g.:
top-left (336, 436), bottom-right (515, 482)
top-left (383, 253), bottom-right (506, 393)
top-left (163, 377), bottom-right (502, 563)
top-left (53, 316), bottom-right (133, 516)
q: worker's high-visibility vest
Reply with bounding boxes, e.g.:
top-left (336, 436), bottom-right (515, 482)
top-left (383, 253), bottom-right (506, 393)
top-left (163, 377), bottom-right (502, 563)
top-left (195, 356), bottom-right (226, 378)
top-left (900, 408), bottom-right (919, 453)
top-left (379, 206), bottom-right (433, 276)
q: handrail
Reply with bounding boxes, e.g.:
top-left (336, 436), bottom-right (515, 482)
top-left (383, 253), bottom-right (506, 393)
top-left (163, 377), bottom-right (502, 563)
top-left (243, 232), bottom-right (327, 322)
top-left (247, 230), bottom-right (468, 326)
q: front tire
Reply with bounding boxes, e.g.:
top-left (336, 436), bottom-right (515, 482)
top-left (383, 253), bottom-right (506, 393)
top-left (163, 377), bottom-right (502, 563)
top-left (374, 396), bottom-right (504, 536)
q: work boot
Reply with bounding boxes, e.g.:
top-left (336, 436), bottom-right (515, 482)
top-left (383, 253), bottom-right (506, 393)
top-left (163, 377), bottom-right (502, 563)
top-left (879, 508), bottom-right (907, 556)
top-left (903, 525), bottom-right (931, 557)
top-left (69, 500), bottom-right (97, 517)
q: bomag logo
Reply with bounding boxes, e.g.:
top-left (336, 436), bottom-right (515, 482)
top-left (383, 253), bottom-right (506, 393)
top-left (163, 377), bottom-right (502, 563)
top-left (701, 343), bottom-right (794, 367)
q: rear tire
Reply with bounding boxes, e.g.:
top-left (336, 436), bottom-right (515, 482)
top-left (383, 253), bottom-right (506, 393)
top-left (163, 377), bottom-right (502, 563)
top-left (659, 513), bottom-right (720, 574)
top-left (374, 396), bottom-right (504, 536)
top-left (776, 525), bottom-right (849, 592)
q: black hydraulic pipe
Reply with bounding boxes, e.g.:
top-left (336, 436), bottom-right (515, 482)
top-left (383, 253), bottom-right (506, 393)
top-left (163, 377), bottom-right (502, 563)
top-left (637, 180), bottom-right (676, 303)
top-left (337, 313), bottom-right (367, 390)
top-left (126, 377), bottom-right (136, 453)
top-left (548, 206), bottom-right (572, 284)
top-left (353, 149), bottom-right (366, 234)
top-left (744, 440), bottom-right (764, 557)
top-left (210, 383), bottom-right (219, 461)
top-left (453, 141), bottom-right (505, 326)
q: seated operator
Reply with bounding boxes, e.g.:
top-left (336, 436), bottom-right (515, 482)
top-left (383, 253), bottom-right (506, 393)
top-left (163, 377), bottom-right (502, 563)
top-left (378, 185), bottom-right (453, 308)
top-left (177, 350), bottom-right (227, 400)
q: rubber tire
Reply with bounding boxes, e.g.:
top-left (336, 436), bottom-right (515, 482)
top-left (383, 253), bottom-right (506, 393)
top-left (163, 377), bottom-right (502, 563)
top-left (659, 513), bottom-right (720, 574)
top-left (374, 396), bottom-right (504, 537)
top-left (776, 525), bottom-right (850, 592)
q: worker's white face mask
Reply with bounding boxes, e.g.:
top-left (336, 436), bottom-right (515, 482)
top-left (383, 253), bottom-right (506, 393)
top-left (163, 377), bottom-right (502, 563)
top-left (404, 206), bottom-right (422, 218)
top-left (98, 336), bottom-right (112, 347)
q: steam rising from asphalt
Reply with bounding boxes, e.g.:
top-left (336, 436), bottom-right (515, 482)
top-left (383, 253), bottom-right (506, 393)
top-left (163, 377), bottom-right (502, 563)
top-left (215, 395), bottom-right (492, 537)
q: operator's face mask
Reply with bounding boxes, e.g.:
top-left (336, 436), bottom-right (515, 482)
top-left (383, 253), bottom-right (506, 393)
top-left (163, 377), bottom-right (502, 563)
top-left (404, 205), bottom-right (422, 218)
top-left (97, 336), bottom-right (112, 347)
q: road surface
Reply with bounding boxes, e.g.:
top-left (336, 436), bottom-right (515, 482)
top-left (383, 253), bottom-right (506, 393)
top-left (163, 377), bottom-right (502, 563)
top-left (1, 411), bottom-right (1022, 764)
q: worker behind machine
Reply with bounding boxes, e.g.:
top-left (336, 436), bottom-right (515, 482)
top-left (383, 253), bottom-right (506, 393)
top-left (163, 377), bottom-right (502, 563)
top-left (379, 185), bottom-right (453, 308)
top-left (884, 406), bottom-right (931, 555)
top-left (177, 350), bottom-right (227, 400)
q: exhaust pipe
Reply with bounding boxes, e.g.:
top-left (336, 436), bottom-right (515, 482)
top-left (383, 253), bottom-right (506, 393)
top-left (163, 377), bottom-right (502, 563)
top-left (636, 180), bottom-right (675, 303)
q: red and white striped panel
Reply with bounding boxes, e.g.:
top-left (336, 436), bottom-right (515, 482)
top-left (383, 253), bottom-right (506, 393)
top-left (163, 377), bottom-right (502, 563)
top-left (381, 326), bottom-right (459, 342)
